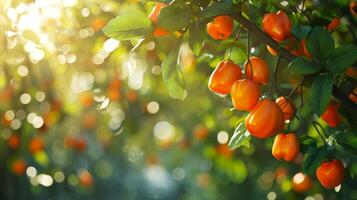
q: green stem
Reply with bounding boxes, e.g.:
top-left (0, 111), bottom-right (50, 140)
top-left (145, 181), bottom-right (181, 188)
top-left (312, 122), bottom-right (328, 147)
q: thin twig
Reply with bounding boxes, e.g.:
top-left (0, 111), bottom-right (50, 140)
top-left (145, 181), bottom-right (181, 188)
top-left (228, 27), bottom-right (243, 60)
top-left (314, 121), bottom-right (329, 139)
top-left (312, 122), bottom-right (328, 146)
top-left (273, 56), bottom-right (282, 95)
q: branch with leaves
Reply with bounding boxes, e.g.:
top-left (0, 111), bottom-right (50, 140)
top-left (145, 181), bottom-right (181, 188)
top-left (103, 0), bottom-right (357, 192)
top-left (230, 9), bottom-right (357, 111)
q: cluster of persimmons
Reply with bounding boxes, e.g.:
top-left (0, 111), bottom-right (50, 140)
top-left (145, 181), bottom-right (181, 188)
top-left (206, 11), bottom-right (345, 191)
top-left (147, 2), bottom-right (352, 191)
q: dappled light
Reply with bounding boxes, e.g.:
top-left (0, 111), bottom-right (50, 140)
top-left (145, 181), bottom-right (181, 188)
top-left (1, 0), bottom-right (357, 199)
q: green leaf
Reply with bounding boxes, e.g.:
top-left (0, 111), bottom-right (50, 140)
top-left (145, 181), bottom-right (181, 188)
top-left (158, 5), bottom-right (193, 31)
top-left (103, 7), bottom-right (152, 41)
top-left (228, 122), bottom-right (251, 150)
top-left (288, 57), bottom-right (321, 75)
top-left (311, 74), bottom-right (333, 116)
top-left (326, 45), bottom-right (357, 73)
top-left (291, 25), bottom-right (312, 40)
top-left (300, 136), bottom-right (317, 153)
top-left (306, 26), bottom-right (334, 61)
top-left (161, 41), bottom-right (187, 100)
top-left (333, 131), bottom-right (357, 156)
top-left (303, 146), bottom-right (329, 175)
top-left (224, 47), bottom-right (247, 65)
top-left (199, 1), bottom-right (233, 20)
top-left (189, 22), bottom-right (206, 55)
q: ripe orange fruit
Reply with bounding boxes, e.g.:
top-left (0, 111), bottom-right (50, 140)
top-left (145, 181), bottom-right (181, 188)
top-left (300, 39), bottom-right (311, 58)
top-left (245, 99), bottom-right (284, 138)
top-left (107, 87), bottom-right (121, 101)
top-left (50, 100), bottom-right (62, 112)
top-left (148, 3), bottom-right (167, 24)
top-left (349, 86), bottom-right (357, 103)
top-left (79, 92), bottom-right (93, 107)
top-left (11, 159), bottom-right (26, 176)
top-left (216, 144), bottom-right (233, 158)
top-left (7, 134), bottom-right (20, 149)
top-left (90, 18), bottom-right (106, 31)
top-left (126, 89), bottom-right (138, 102)
top-left (262, 10), bottom-right (292, 42)
top-left (148, 3), bottom-right (169, 37)
top-left (327, 17), bottom-right (340, 32)
top-left (208, 60), bottom-right (242, 95)
top-left (78, 170), bottom-right (93, 187)
top-left (267, 38), bottom-right (309, 58)
top-left (316, 160), bottom-right (344, 189)
top-left (193, 124), bottom-right (209, 140)
top-left (107, 79), bottom-right (122, 101)
top-left (231, 79), bottom-right (260, 111)
top-left (244, 56), bottom-right (269, 85)
top-left (272, 133), bottom-right (300, 162)
top-left (207, 16), bottom-right (233, 40)
top-left (82, 113), bottom-right (97, 129)
top-left (153, 27), bottom-right (169, 37)
top-left (292, 172), bottom-right (313, 193)
top-left (275, 96), bottom-right (295, 121)
top-left (320, 100), bottom-right (341, 128)
top-left (275, 167), bottom-right (288, 180)
top-left (74, 137), bottom-right (87, 152)
top-left (29, 137), bottom-right (44, 154)
top-left (346, 67), bottom-right (357, 78)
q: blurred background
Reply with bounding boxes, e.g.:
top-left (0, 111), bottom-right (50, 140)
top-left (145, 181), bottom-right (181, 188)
top-left (0, 0), bottom-right (357, 200)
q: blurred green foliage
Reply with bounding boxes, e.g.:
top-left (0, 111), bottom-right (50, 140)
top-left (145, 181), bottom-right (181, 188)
top-left (0, 0), bottom-right (357, 200)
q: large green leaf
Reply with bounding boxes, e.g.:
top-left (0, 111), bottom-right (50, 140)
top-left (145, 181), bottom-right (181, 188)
top-left (300, 135), bottom-right (317, 153)
top-left (333, 131), bottom-right (357, 156)
top-left (326, 45), bottom-right (357, 73)
top-left (189, 21), bottom-right (206, 55)
top-left (311, 74), bottom-right (333, 116)
top-left (158, 5), bottom-right (193, 31)
top-left (288, 57), bottom-right (321, 75)
top-left (161, 41), bottom-right (187, 101)
top-left (103, 7), bottom-right (152, 41)
top-left (306, 26), bottom-right (334, 61)
top-left (224, 47), bottom-right (247, 65)
top-left (228, 122), bottom-right (251, 150)
top-left (291, 25), bottom-right (312, 40)
top-left (199, 1), bottom-right (233, 20)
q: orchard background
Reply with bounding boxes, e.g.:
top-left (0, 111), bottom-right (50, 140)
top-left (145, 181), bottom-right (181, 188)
top-left (1, 0), bottom-right (357, 199)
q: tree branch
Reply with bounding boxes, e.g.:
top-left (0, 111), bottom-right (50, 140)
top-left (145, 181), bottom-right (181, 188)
top-left (229, 11), bottom-right (357, 111)
top-left (230, 11), bottom-right (295, 62)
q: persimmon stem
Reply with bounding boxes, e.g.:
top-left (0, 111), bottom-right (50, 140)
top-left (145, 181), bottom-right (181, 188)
top-left (229, 10), bottom-right (357, 111)
top-left (246, 29), bottom-right (253, 80)
top-left (273, 56), bottom-right (282, 96)
top-left (313, 121), bottom-right (329, 139)
top-left (228, 27), bottom-right (242, 60)
top-left (312, 122), bottom-right (328, 146)
top-left (287, 78), bottom-right (304, 98)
